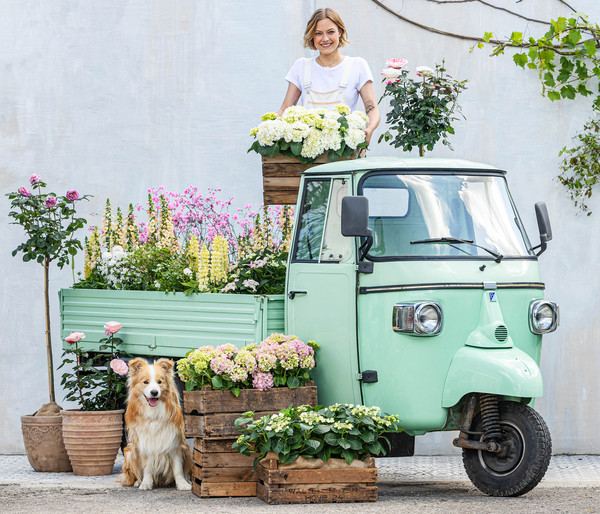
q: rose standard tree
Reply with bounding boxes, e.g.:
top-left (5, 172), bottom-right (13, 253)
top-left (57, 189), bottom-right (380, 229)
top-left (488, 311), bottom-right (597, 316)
top-left (6, 175), bottom-right (89, 403)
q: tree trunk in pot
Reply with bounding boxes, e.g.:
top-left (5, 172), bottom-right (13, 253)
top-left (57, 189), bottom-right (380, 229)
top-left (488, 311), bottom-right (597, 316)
top-left (61, 409), bottom-right (124, 476)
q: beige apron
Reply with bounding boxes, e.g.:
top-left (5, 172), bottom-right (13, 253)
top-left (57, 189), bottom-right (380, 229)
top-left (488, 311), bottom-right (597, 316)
top-left (302, 56), bottom-right (353, 110)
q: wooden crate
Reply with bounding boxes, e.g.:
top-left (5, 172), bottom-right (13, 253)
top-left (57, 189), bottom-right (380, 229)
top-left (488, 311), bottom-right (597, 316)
top-left (262, 153), bottom-right (356, 205)
top-left (256, 457), bottom-right (378, 504)
top-left (183, 383), bottom-right (318, 438)
top-left (191, 437), bottom-right (257, 498)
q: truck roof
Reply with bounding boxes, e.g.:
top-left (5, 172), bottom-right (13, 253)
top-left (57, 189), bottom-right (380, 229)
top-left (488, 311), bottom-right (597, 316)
top-left (304, 156), bottom-right (504, 175)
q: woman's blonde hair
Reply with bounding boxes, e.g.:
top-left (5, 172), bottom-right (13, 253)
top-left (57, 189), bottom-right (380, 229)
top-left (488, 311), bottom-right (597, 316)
top-left (303, 8), bottom-right (349, 50)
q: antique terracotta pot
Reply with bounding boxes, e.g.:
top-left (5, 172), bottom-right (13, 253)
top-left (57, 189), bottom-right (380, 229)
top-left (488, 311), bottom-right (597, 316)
top-left (21, 415), bottom-right (72, 472)
top-left (61, 409), bottom-right (124, 476)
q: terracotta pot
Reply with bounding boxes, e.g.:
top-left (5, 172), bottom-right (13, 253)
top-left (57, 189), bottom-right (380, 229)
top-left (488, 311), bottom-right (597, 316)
top-left (21, 415), bottom-right (72, 472)
top-left (61, 409), bottom-right (124, 476)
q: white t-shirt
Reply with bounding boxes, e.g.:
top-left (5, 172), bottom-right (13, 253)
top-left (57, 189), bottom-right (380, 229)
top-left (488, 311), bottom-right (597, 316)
top-left (284, 56), bottom-right (374, 111)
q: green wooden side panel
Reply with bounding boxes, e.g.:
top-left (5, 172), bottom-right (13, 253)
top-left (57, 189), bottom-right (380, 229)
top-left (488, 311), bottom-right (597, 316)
top-left (59, 289), bottom-right (285, 358)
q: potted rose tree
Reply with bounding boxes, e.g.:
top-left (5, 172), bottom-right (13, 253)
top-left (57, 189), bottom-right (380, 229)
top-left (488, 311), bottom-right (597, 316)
top-left (6, 175), bottom-right (88, 472)
top-left (379, 59), bottom-right (468, 156)
top-left (58, 321), bottom-right (129, 476)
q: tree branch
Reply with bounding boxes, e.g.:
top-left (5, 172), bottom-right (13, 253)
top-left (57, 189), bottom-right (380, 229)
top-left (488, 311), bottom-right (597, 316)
top-left (425, 0), bottom-right (550, 25)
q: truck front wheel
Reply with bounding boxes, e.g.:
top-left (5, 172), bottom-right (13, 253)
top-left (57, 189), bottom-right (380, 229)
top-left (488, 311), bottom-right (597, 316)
top-left (462, 401), bottom-right (551, 497)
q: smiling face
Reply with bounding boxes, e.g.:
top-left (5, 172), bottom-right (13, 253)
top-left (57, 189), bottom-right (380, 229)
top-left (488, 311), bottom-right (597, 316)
top-left (128, 358), bottom-right (174, 408)
top-left (313, 18), bottom-right (341, 56)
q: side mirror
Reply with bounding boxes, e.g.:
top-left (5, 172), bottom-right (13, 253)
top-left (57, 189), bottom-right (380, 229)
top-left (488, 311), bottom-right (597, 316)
top-left (534, 202), bottom-right (552, 256)
top-left (341, 196), bottom-right (371, 237)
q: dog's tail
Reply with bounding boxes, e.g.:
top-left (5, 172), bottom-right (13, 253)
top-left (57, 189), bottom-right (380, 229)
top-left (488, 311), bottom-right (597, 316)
top-left (118, 445), bottom-right (138, 487)
top-left (182, 442), bottom-right (193, 479)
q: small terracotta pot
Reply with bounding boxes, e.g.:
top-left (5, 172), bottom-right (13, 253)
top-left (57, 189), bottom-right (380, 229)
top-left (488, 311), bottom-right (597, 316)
top-left (21, 415), bottom-right (72, 472)
top-left (61, 409), bottom-right (124, 476)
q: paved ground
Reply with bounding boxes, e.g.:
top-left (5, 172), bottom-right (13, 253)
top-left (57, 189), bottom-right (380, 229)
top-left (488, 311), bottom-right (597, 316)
top-left (1, 454), bottom-right (599, 512)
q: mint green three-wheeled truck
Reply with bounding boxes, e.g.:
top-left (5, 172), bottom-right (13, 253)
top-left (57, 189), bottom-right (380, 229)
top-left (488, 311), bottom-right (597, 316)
top-left (286, 157), bottom-right (559, 497)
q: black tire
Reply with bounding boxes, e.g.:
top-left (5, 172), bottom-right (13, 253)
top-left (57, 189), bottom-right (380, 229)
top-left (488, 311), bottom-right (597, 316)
top-left (462, 401), bottom-right (552, 497)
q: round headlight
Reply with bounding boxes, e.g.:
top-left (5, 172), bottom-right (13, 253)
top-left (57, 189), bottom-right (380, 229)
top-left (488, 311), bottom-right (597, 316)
top-left (414, 303), bottom-right (442, 335)
top-left (530, 300), bottom-right (559, 334)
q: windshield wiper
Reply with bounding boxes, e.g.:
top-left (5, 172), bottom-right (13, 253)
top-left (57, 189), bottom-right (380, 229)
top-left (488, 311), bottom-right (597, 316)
top-left (410, 237), bottom-right (504, 263)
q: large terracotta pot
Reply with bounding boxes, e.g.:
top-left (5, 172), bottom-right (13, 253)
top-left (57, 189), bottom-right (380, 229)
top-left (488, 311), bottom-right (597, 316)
top-left (61, 409), bottom-right (124, 476)
top-left (21, 415), bottom-right (72, 472)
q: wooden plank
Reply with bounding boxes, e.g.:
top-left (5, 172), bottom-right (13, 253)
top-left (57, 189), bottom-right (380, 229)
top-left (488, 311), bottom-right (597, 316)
top-left (193, 450), bottom-right (255, 468)
top-left (184, 384), bottom-right (316, 415)
top-left (257, 483), bottom-right (377, 504)
top-left (193, 437), bottom-right (238, 453)
top-left (264, 191), bottom-right (299, 205)
top-left (199, 467), bottom-right (256, 483)
top-left (256, 467), bottom-right (377, 485)
top-left (201, 481), bottom-right (257, 497)
top-left (263, 176), bottom-right (302, 188)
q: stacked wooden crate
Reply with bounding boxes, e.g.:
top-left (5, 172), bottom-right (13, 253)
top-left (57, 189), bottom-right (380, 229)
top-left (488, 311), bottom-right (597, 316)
top-left (184, 384), bottom-right (318, 498)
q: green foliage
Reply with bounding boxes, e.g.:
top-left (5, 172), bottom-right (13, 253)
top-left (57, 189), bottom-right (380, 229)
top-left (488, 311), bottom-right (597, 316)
top-left (484, 13), bottom-right (600, 212)
top-left (378, 62), bottom-right (468, 156)
top-left (58, 330), bottom-right (129, 411)
top-left (558, 117), bottom-right (600, 214)
top-left (233, 403), bottom-right (403, 466)
top-left (6, 179), bottom-right (89, 269)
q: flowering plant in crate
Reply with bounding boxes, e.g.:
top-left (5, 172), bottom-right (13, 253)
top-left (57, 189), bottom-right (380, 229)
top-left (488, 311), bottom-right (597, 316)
top-left (57, 321), bottom-right (129, 411)
top-left (379, 58), bottom-right (468, 156)
top-left (176, 334), bottom-right (319, 396)
top-left (75, 187), bottom-right (294, 295)
top-left (248, 104), bottom-right (368, 164)
top-left (233, 403), bottom-right (403, 465)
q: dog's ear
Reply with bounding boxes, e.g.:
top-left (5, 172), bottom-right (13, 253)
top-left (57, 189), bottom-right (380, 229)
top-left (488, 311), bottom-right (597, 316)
top-left (128, 358), bottom-right (146, 375)
top-left (156, 358), bottom-right (174, 374)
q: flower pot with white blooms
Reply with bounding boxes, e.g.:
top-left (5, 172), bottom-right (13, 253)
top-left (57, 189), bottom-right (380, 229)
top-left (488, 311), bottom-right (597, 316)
top-left (58, 321), bottom-right (129, 476)
top-left (6, 175), bottom-right (89, 472)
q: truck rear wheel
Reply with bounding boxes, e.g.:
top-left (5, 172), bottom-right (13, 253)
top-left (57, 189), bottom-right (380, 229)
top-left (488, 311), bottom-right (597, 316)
top-left (462, 401), bottom-right (551, 497)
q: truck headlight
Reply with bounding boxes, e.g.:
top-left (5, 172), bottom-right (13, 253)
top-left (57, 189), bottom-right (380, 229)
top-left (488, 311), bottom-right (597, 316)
top-left (393, 302), bottom-right (442, 336)
top-left (530, 300), bottom-right (559, 334)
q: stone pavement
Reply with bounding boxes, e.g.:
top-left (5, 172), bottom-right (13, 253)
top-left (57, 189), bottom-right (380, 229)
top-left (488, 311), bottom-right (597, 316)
top-left (2, 454), bottom-right (599, 489)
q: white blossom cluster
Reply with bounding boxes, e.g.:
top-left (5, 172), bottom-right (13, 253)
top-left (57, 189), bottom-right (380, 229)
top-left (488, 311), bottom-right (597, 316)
top-left (251, 105), bottom-right (368, 160)
top-left (96, 245), bottom-right (141, 289)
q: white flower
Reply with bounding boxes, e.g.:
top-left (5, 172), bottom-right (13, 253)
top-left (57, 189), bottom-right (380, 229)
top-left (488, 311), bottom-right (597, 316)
top-left (183, 267), bottom-right (192, 277)
top-left (221, 282), bottom-right (236, 293)
top-left (154, 280), bottom-right (161, 289)
top-left (242, 279), bottom-right (259, 292)
top-left (416, 66), bottom-right (434, 77)
top-left (381, 67), bottom-right (402, 79)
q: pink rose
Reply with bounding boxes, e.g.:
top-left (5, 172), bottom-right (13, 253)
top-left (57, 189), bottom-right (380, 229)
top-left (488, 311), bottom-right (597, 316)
top-left (45, 196), bottom-right (57, 208)
top-left (104, 321), bottom-right (122, 335)
top-left (65, 331), bottom-right (85, 344)
top-left (110, 359), bottom-right (129, 376)
top-left (385, 58), bottom-right (408, 69)
top-left (66, 190), bottom-right (80, 201)
top-left (29, 174), bottom-right (41, 185)
top-left (18, 186), bottom-right (31, 197)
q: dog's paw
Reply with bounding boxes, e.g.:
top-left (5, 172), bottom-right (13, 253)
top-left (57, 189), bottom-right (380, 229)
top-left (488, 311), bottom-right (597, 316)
top-left (139, 481), bottom-right (153, 490)
top-left (176, 479), bottom-right (192, 491)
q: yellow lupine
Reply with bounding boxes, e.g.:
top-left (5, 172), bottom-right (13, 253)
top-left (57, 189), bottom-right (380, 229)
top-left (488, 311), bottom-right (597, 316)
top-left (198, 244), bottom-right (210, 291)
top-left (210, 235), bottom-right (229, 285)
top-left (188, 236), bottom-right (200, 271)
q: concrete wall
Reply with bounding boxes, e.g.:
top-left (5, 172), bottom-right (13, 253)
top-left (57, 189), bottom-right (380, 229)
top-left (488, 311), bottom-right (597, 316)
top-left (1, 0), bottom-right (598, 454)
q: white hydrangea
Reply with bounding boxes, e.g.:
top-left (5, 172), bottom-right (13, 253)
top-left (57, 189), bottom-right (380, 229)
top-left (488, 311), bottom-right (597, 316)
top-left (301, 129), bottom-right (327, 159)
top-left (344, 128), bottom-right (367, 149)
top-left (281, 106), bottom-right (309, 123)
top-left (346, 111), bottom-right (368, 130)
top-left (256, 119), bottom-right (287, 146)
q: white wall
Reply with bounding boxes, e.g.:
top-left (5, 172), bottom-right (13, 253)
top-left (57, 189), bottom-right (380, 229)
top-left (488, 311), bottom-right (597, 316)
top-left (1, 0), bottom-right (598, 454)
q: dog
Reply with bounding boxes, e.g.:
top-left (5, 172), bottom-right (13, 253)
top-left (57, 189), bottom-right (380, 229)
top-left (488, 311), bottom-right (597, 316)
top-left (119, 358), bottom-right (192, 491)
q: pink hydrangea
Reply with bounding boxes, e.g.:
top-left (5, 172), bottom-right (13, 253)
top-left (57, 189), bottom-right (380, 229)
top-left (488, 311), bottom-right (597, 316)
top-left (110, 358), bottom-right (129, 376)
top-left (210, 355), bottom-right (235, 375)
top-left (230, 365), bottom-right (249, 382)
top-left (385, 57), bottom-right (408, 69)
top-left (252, 371), bottom-right (274, 391)
top-left (216, 343), bottom-right (238, 357)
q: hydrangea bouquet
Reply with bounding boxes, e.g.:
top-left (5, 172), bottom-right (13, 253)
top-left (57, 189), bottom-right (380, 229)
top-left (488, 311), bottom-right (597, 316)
top-left (176, 333), bottom-right (319, 397)
top-left (249, 105), bottom-right (368, 164)
top-left (233, 403), bottom-right (403, 465)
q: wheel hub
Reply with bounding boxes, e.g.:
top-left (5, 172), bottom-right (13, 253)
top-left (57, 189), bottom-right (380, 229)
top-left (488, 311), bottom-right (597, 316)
top-left (479, 422), bottom-right (525, 475)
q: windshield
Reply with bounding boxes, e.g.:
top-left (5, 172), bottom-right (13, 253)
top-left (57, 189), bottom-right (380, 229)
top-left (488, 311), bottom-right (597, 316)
top-left (360, 173), bottom-right (533, 259)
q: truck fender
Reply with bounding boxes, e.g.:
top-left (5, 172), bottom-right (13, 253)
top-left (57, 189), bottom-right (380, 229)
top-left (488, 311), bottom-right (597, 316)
top-left (441, 346), bottom-right (543, 408)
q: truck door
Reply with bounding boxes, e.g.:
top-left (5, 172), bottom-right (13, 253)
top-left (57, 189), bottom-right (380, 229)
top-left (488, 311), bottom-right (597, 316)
top-left (286, 176), bottom-right (361, 406)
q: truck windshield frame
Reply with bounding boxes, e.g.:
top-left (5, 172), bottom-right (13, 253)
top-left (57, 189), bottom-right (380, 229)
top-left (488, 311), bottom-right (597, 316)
top-left (357, 170), bottom-right (535, 261)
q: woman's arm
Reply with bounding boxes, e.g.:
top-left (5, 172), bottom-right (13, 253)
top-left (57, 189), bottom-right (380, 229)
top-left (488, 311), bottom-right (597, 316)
top-left (277, 83), bottom-right (302, 116)
top-left (359, 81), bottom-right (380, 144)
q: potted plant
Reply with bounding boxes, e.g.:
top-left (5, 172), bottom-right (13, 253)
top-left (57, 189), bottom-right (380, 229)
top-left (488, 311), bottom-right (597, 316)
top-left (58, 321), bottom-right (129, 476)
top-left (248, 105), bottom-right (369, 204)
top-left (176, 334), bottom-right (319, 498)
top-left (233, 403), bottom-right (403, 504)
top-left (6, 175), bottom-right (88, 472)
top-left (378, 58), bottom-right (468, 156)
top-left (60, 190), bottom-right (294, 360)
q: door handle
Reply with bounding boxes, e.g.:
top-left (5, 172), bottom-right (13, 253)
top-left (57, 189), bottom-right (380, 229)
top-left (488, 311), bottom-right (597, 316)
top-left (288, 290), bottom-right (307, 300)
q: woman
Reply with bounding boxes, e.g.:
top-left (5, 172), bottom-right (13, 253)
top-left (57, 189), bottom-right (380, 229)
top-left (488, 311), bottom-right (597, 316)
top-left (277, 8), bottom-right (380, 144)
